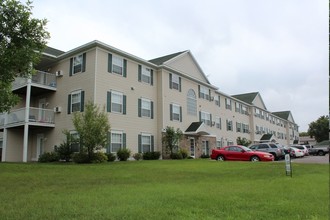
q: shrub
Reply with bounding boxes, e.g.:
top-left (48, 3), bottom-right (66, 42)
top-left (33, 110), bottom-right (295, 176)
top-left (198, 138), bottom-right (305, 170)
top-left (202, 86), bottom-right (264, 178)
top-left (38, 152), bottom-right (59, 163)
top-left (133, 153), bottom-right (142, 161)
top-left (54, 142), bottom-right (73, 162)
top-left (143, 151), bottom-right (161, 160)
top-left (72, 152), bottom-right (90, 163)
top-left (117, 148), bottom-right (131, 161)
top-left (92, 152), bottom-right (108, 163)
top-left (106, 153), bottom-right (116, 162)
top-left (200, 154), bottom-right (210, 158)
top-left (170, 152), bottom-right (183, 160)
top-left (179, 148), bottom-right (188, 159)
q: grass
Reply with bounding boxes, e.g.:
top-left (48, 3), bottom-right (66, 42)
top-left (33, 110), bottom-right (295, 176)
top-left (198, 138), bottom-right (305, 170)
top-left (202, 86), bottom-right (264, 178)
top-left (0, 160), bottom-right (328, 220)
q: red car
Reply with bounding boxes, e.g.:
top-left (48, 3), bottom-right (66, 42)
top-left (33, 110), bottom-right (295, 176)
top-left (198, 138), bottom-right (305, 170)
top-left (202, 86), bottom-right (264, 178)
top-left (211, 145), bottom-right (274, 162)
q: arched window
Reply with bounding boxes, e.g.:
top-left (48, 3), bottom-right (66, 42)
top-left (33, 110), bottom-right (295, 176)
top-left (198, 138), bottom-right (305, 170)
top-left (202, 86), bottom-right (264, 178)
top-left (187, 89), bottom-right (197, 115)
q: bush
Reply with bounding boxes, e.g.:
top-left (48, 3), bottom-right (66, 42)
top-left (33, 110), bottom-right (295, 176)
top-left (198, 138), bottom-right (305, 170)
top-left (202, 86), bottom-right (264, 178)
top-left (72, 152), bottom-right (90, 163)
top-left (117, 148), bottom-right (131, 161)
top-left (179, 149), bottom-right (188, 159)
top-left (143, 151), bottom-right (161, 160)
top-left (170, 152), bottom-right (183, 160)
top-left (54, 142), bottom-right (73, 162)
top-left (38, 152), bottom-right (59, 163)
top-left (200, 154), bottom-right (210, 158)
top-left (92, 152), bottom-right (108, 163)
top-left (133, 153), bottom-right (142, 161)
top-left (106, 152), bottom-right (116, 162)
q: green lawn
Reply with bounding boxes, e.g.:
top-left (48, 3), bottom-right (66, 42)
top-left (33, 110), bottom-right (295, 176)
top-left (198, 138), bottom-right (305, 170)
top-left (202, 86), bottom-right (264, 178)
top-left (0, 160), bottom-right (328, 220)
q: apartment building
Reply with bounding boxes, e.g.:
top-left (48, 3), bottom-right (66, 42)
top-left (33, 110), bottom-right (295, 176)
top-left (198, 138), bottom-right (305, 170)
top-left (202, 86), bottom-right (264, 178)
top-left (0, 40), bottom-right (299, 162)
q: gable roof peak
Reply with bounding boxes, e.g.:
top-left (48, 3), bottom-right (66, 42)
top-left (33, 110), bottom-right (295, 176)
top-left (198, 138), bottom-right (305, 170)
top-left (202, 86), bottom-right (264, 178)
top-left (148, 50), bottom-right (188, 65)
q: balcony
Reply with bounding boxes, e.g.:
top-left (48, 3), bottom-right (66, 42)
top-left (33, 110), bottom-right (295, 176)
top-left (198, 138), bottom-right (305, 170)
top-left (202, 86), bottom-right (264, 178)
top-left (12, 71), bottom-right (57, 95)
top-left (0, 107), bottom-right (55, 130)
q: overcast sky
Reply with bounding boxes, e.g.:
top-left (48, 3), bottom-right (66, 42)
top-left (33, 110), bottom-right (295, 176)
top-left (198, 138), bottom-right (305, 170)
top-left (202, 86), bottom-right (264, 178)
top-left (30, 0), bottom-right (328, 132)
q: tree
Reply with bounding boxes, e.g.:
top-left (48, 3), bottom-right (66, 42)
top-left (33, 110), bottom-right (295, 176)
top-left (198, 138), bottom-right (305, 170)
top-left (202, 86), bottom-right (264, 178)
top-left (0, 0), bottom-right (50, 112)
top-left (236, 137), bottom-right (252, 146)
top-left (162, 126), bottom-right (183, 154)
top-left (308, 115), bottom-right (329, 142)
top-left (71, 101), bottom-right (110, 161)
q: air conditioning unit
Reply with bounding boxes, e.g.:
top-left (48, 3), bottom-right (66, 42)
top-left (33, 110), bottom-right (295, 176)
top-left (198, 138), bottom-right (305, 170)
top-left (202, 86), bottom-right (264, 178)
top-left (210, 96), bottom-right (214, 101)
top-left (54, 106), bottom-right (62, 113)
top-left (55, 70), bottom-right (63, 77)
top-left (212, 121), bottom-right (216, 126)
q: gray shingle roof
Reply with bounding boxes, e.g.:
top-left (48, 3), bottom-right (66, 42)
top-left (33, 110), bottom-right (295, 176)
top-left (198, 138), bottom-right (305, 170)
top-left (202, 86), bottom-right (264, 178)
top-left (272, 111), bottom-right (291, 120)
top-left (185, 122), bottom-right (203, 132)
top-left (232, 92), bottom-right (259, 105)
top-left (149, 51), bottom-right (186, 65)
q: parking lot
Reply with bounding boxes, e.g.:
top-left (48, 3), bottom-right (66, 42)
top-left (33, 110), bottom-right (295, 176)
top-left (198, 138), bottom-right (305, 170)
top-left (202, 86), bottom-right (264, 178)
top-left (289, 154), bottom-right (329, 164)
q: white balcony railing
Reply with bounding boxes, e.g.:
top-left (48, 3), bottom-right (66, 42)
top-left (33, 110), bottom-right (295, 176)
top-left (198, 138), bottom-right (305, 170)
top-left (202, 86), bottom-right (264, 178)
top-left (0, 107), bottom-right (55, 127)
top-left (12, 71), bottom-right (57, 90)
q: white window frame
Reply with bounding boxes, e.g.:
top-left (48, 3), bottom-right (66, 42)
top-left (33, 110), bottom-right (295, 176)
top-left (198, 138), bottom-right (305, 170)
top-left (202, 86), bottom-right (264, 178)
top-left (226, 120), bottom-right (233, 131)
top-left (71, 90), bottom-right (82, 113)
top-left (141, 98), bottom-right (151, 118)
top-left (187, 89), bottom-right (197, 115)
top-left (112, 55), bottom-right (123, 75)
top-left (111, 131), bottom-right (123, 153)
top-left (215, 117), bottom-right (221, 129)
top-left (141, 66), bottom-right (151, 84)
top-left (171, 74), bottom-right (180, 90)
top-left (141, 133), bottom-right (151, 153)
top-left (200, 86), bottom-right (210, 100)
top-left (201, 111), bottom-right (211, 126)
top-left (225, 98), bottom-right (232, 110)
top-left (214, 95), bottom-right (220, 106)
top-left (111, 91), bottom-right (123, 113)
top-left (172, 104), bottom-right (181, 121)
top-left (72, 54), bottom-right (83, 74)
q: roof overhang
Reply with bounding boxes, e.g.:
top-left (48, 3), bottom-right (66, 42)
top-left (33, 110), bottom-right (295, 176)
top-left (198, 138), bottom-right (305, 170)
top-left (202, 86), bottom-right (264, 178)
top-left (184, 122), bottom-right (210, 136)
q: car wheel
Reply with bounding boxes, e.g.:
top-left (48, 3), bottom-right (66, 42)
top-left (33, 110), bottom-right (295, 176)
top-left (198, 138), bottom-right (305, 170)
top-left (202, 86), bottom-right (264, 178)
top-left (271, 153), bottom-right (278, 161)
top-left (317, 151), bottom-right (325, 156)
top-left (216, 155), bottom-right (225, 161)
top-left (250, 156), bottom-right (260, 162)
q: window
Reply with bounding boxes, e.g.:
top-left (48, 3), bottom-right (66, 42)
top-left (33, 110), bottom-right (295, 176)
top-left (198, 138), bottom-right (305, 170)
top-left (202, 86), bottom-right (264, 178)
top-left (139, 98), bottom-right (153, 118)
top-left (202, 141), bottom-right (209, 156)
top-left (236, 122), bottom-right (242, 132)
top-left (215, 117), bottom-right (221, 129)
top-left (199, 86), bottom-right (210, 100)
top-left (170, 104), bottom-right (182, 122)
top-left (70, 53), bottom-right (86, 75)
top-left (225, 98), bottom-right (232, 110)
top-left (169, 73), bottom-right (181, 91)
top-left (138, 65), bottom-right (153, 85)
top-left (200, 111), bottom-right (211, 126)
top-left (68, 90), bottom-right (84, 114)
top-left (69, 131), bottom-right (80, 152)
top-left (138, 133), bottom-right (154, 153)
top-left (242, 106), bottom-right (248, 115)
top-left (107, 91), bottom-right (126, 114)
top-left (108, 53), bottom-right (127, 77)
top-left (226, 120), bottom-right (233, 131)
top-left (187, 89), bottom-right (197, 115)
top-left (214, 95), bottom-right (220, 106)
top-left (243, 124), bottom-right (249, 133)
top-left (109, 131), bottom-right (126, 153)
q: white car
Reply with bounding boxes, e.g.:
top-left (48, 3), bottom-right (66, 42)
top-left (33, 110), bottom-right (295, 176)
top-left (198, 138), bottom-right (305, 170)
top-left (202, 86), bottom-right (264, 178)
top-left (289, 147), bottom-right (304, 158)
top-left (291, 145), bottom-right (309, 156)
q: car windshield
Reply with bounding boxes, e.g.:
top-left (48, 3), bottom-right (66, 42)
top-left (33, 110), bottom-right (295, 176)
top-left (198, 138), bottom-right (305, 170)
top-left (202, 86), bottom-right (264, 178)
top-left (241, 146), bottom-right (252, 152)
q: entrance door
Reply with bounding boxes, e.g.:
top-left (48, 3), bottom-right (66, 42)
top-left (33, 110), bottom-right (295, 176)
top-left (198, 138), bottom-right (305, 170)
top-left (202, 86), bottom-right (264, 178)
top-left (189, 138), bottom-right (195, 158)
top-left (36, 134), bottom-right (44, 159)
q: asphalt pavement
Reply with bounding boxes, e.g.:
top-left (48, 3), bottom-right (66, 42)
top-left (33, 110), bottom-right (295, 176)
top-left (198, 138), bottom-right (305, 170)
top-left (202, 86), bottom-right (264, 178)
top-left (289, 154), bottom-right (329, 164)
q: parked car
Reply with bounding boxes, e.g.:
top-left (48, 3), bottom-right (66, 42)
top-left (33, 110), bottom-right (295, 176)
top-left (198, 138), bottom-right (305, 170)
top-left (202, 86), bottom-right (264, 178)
top-left (210, 145), bottom-right (274, 162)
top-left (291, 144), bottom-right (309, 156)
top-left (248, 143), bottom-right (284, 160)
top-left (306, 141), bottom-right (329, 156)
top-left (289, 147), bottom-right (304, 158)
